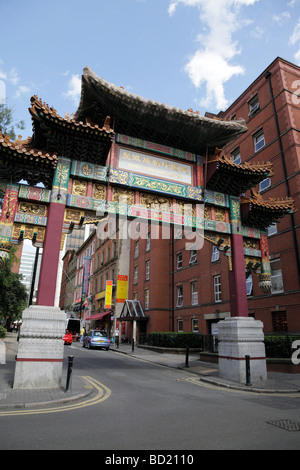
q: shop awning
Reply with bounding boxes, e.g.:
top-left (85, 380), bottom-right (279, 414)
top-left (86, 311), bottom-right (112, 321)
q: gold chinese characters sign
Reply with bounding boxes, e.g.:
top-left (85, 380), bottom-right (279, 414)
top-left (118, 148), bottom-right (193, 185)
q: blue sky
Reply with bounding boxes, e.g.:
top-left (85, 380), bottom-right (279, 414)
top-left (1, 0), bottom-right (300, 140)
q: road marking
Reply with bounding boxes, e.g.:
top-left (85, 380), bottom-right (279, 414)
top-left (0, 376), bottom-right (111, 417)
top-left (182, 377), bottom-right (300, 397)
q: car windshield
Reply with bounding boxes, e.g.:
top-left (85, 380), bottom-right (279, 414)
top-left (93, 331), bottom-right (107, 337)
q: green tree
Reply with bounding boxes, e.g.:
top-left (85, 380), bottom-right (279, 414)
top-left (0, 101), bottom-right (25, 140)
top-left (0, 246), bottom-right (27, 328)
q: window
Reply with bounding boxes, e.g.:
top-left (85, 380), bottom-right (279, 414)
top-left (176, 285), bottom-right (183, 307)
top-left (246, 271), bottom-right (253, 296)
top-left (189, 250), bottom-right (197, 265)
top-left (177, 252), bottom-right (182, 270)
top-left (213, 275), bottom-right (222, 303)
top-left (192, 318), bottom-right (199, 333)
top-left (146, 231), bottom-right (150, 251)
top-left (211, 245), bottom-right (220, 263)
top-left (145, 289), bottom-right (149, 310)
top-left (133, 266), bottom-right (138, 284)
top-left (271, 259), bottom-right (284, 294)
top-left (259, 177), bottom-right (271, 193)
top-left (272, 311), bottom-right (288, 332)
top-left (191, 282), bottom-right (198, 305)
top-left (248, 95), bottom-right (259, 116)
top-left (231, 148), bottom-right (241, 164)
top-left (134, 241), bottom-right (139, 258)
top-left (177, 319), bottom-right (183, 332)
top-left (145, 260), bottom-right (150, 280)
top-left (254, 129), bottom-right (265, 152)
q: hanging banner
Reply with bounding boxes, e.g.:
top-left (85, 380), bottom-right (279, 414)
top-left (105, 280), bottom-right (113, 309)
top-left (116, 275), bottom-right (128, 303)
top-left (82, 256), bottom-right (91, 295)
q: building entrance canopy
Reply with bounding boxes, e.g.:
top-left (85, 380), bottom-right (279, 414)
top-left (119, 300), bottom-right (147, 322)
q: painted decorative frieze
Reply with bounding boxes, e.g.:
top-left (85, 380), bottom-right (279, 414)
top-left (71, 160), bottom-right (107, 181)
top-left (116, 133), bottom-right (196, 162)
top-left (51, 157), bottom-right (71, 204)
top-left (12, 224), bottom-right (45, 246)
top-left (18, 185), bottom-right (51, 203)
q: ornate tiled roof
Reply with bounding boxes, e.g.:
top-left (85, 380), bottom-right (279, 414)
top-left (241, 189), bottom-right (295, 230)
top-left (29, 95), bottom-right (114, 164)
top-left (75, 66), bottom-right (248, 155)
top-left (29, 95), bottom-right (114, 137)
top-left (206, 149), bottom-right (273, 196)
top-left (0, 132), bottom-right (57, 187)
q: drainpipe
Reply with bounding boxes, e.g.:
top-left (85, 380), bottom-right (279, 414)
top-left (265, 70), bottom-right (300, 286)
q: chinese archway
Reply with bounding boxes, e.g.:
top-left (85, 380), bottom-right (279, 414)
top-left (0, 66), bottom-right (294, 388)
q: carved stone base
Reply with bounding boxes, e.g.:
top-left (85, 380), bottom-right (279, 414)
top-left (218, 316), bottom-right (267, 385)
top-left (13, 305), bottom-right (66, 390)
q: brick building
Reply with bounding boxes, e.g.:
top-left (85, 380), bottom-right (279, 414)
top-left (218, 57), bottom-right (300, 334)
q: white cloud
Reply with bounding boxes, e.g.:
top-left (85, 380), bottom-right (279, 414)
top-left (289, 17), bottom-right (300, 64)
top-left (290, 18), bottom-right (300, 44)
top-left (14, 85), bottom-right (30, 99)
top-left (8, 67), bottom-right (20, 86)
top-left (0, 81), bottom-right (6, 102)
top-left (250, 26), bottom-right (264, 39)
top-left (273, 11), bottom-right (290, 26)
top-left (185, 50), bottom-right (244, 109)
top-left (0, 69), bottom-right (6, 81)
top-left (168, 0), bottom-right (259, 110)
top-left (63, 74), bottom-right (81, 106)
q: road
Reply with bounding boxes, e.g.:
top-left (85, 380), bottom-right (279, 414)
top-left (1, 340), bottom-right (300, 452)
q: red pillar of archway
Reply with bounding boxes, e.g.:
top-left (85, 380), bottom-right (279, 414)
top-left (36, 202), bottom-right (66, 306)
top-left (14, 157), bottom-right (71, 390)
top-left (228, 233), bottom-right (248, 317)
top-left (217, 196), bottom-right (267, 385)
top-left (36, 157), bottom-right (71, 306)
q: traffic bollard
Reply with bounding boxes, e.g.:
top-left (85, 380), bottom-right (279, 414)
top-left (65, 355), bottom-right (74, 392)
top-left (245, 355), bottom-right (252, 386)
top-left (185, 347), bottom-right (189, 368)
top-left (132, 339), bottom-right (135, 352)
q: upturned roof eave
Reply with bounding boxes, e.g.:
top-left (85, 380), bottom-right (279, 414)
top-left (74, 66), bottom-right (248, 154)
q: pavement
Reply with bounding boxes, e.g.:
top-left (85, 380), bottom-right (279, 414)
top-left (1, 333), bottom-right (300, 410)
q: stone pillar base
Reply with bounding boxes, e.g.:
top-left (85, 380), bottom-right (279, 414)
top-left (13, 305), bottom-right (66, 390)
top-left (218, 317), bottom-right (267, 385)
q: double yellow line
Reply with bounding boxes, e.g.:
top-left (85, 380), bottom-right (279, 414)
top-left (0, 376), bottom-right (111, 416)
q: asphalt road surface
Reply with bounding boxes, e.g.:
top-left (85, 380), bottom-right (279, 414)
top-left (1, 341), bottom-right (300, 453)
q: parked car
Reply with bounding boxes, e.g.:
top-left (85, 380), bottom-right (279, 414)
top-left (63, 330), bottom-right (73, 345)
top-left (83, 330), bottom-right (110, 350)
